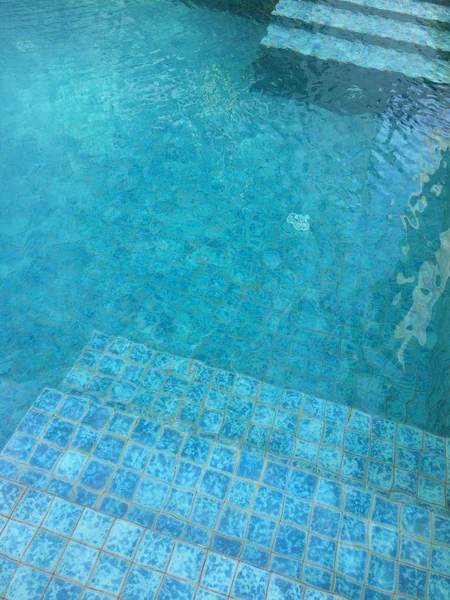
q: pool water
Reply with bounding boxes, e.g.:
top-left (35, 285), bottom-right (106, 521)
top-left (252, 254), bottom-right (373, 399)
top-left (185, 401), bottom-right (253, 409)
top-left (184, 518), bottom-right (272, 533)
top-left (1, 0), bottom-right (449, 446)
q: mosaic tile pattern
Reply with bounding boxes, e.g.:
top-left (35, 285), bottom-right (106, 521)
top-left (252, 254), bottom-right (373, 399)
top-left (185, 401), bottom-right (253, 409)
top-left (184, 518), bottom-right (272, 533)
top-left (340, 0), bottom-right (450, 24)
top-left (261, 24), bottom-right (450, 84)
top-left (274, 0), bottom-right (450, 52)
top-left (1, 333), bottom-right (450, 598)
top-left (47, 332), bottom-right (450, 515)
top-left (1, 415), bottom-right (450, 597)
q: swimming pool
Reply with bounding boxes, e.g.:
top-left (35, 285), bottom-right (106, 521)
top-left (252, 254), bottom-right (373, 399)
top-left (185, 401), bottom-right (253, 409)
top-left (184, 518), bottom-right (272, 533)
top-left (1, 0), bottom-right (449, 450)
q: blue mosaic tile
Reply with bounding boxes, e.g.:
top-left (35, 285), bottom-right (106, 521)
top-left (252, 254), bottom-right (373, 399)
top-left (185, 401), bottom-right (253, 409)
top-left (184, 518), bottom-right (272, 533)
top-left (17, 410), bottom-right (50, 437)
top-left (57, 541), bottom-right (99, 584)
top-left (168, 542), bottom-right (205, 582)
top-left (44, 418), bottom-right (75, 448)
top-left (81, 459), bottom-right (114, 490)
top-left (302, 563), bottom-right (332, 591)
top-left (0, 480), bottom-right (22, 516)
top-left (99, 496), bottom-right (129, 518)
top-left (23, 530), bottom-right (66, 570)
top-left (54, 451), bottom-right (88, 480)
top-left (402, 504), bottom-right (431, 539)
top-left (156, 513), bottom-right (184, 538)
top-left (372, 497), bottom-right (398, 527)
top-left (181, 436), bottom-right (211, 465)
top-left (0, 520), bottom-right (36, 559)
top-left (311, 505), bottom-right (340, 538)
top-left (135, 530), bottom-right (173, 571)
top-left (229, 480), bottom-right (255, 508)
top-left (401, 534), bottom-right (430, 567)
top-left (42, 497), bottom-right (82, 536)
top-left (29, 443), bottom-right (61, 471)
top-left (232, 563), bottom-right (269, 600)
top-left (3, 435), bottom-right (35, 462)
top-left (398, 563), bottom-right (427, 597)
top-left (158, 576), bottom-right (195, 600)
top-left (288, 470), bottom-right (318, 500)
top-left (105, 520), bottom-right (143, 559)
top-left (254, 485), bottom-right (283, 518)
top-left (275, 523), bottom-right (307, 558)
top-left (200, 470), bottom-right (230, 500)
top-left (307, 534), bottom-right (336, 570)
top-left (90, 552), bottom-right (130, 594)
top-left (73, 508), bottom-right (113, 547)
top-left (192, 496), bottom-right (221, 528)
top-left (58, 396), bottom-right (88, 422)
top-left (43, 578), bottom-right (82, 600)
top-left (429, 573), bottom-right (450, 600)
top-left (13, 489), bottom-right (51, 525)
top-left (269, 574), bottom-right (304, 600)
top-left (369, 524), bottom-right (398, 558)
top-left (367, 554), bottom-right (396, 592)
top-left (6, 565), bottom-right (50, 600)
top-left (340, 514), bottom-right (367, 546)
top-left (212, 534), bottom-right (242, 557)
top-left (122, 565), bottom-right (162, 600)
top-left (218, 505), bottom-right (248, 538)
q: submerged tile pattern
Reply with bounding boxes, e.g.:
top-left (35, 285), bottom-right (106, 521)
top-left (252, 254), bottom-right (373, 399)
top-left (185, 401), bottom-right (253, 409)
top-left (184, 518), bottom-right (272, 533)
top-left (54, 332), bottom-right (450, 515)
top-left (1, 332), bottom-right (450, 599)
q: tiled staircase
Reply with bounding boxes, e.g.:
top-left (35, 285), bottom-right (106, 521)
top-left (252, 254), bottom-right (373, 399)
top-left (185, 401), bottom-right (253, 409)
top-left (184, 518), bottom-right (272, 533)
top-left (0, 331), bottom-right (449, 599)
top-left (260, 0), bottom-right (450, 84)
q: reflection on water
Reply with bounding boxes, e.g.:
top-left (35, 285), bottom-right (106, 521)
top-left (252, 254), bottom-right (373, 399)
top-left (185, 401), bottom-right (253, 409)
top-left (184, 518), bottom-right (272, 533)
top-left (0, 0), bottom-right (449, 442)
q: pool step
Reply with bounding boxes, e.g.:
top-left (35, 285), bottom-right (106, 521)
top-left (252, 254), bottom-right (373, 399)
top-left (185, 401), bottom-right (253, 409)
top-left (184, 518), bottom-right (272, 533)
top-left (1, 385), bottom-right (450, 599)
top-left (261, 22), bottom-right (450, 83)
top-left (273, 0), bottom-right (450, 53)
top-left (335, 0), bottom-right (450, 24)
top-left (48, 331), bottom-right (450, 515)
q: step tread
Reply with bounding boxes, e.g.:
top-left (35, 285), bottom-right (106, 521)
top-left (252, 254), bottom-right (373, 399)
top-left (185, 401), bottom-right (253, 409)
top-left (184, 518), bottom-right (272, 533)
top-left (336, 0), bottom-right (450, 23)
top-left (274, 0), bottom-right (450, 52)
top-left (261, 23), bottom-right (450, 83)
top-left (43, 331), bottom-right (450, 514)
top-left (0, 330), bottom-right (449, 599)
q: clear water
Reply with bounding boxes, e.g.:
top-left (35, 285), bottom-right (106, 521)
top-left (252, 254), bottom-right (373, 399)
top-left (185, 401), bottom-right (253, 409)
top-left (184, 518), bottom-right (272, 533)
top-left (1, 0), bottom-right (449, 445)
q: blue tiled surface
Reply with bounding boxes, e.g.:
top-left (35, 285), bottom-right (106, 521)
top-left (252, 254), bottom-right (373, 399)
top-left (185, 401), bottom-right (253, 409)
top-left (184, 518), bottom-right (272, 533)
top-left (0, 334), bottom-right (450, 599)
top-left (52, 333), bottom-right (450, 515)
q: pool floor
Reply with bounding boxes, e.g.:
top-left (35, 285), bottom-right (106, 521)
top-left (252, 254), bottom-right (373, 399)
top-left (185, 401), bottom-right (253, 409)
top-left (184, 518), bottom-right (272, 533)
top-left (1, 0), bottom-right (450, 446)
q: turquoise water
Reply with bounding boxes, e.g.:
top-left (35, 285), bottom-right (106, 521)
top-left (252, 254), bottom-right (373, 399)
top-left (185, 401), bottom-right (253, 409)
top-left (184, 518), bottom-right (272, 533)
top-left (0, 0), bottom-right (449, 444)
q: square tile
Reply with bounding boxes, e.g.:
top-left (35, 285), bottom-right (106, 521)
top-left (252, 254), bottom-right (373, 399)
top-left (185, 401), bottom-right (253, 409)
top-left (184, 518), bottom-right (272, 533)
top-left (175, 462), bottom-right (202, 489)
top-left (402, 505), bottom-right (430, 539)
top-left (181, 436), bottom-right (211, 465)
top-left (99, 496), bottom-right (128, 518)
top-left (372, 497), bottom-right (398, 527)
top-left (0, 521), bottom-right (36, 559)
top-left (156, 428), bottom-right (183, 454)
top-left (58, 396), bottom-right (88, 422)
top-left (109, 469), bottom-right (139, 499)
top-left (242, 545), bottom-right (269, 569)
top-left (401, 535), bottom-right (429, 567)
top-left (340, 515), bottom-right (367, 546)
top-left (306, 534), bottom-right (336, 570)
top-left (248, 515), bottom-right (277, 548)
top-left (44, 418), bottom-right (75, 448)
top-left (167, 542), bottom-right (205, 582)
top-left (6, 565), bottom-right (49, 600)
top-left (23, 530), bottom-right (66, 570)
top-left (29, 443), bottom-right (61, 471)
top-left (311, 505), bottom-right (340, 538)
top-left (42, 497), bottom-right (82, 536)
top-left (287, 471), bottom-right (318, 500)
top-left (122, 565), bottom-right (162, 600)
top-left (212, 534), bottom-right (242, 557)
top-left (253, 486), bottom-right (283, 518)
top-left (367, 554), bottom-right (395, 592)
top-left (90, 552), bottom-right (130, 594)
top-left (18, 411), bottom-right (50, 437)
top-left (191, 496), bottom-right (221, 528)
top-left (268, 575), bottom-right (303, 600)
top-left (369, 524), bottom-right (398, 558)
top-left (108, 413), bottom-right (136, 438)
top-left (263, 462), bottom-right (288, 490)
top-left (135, 531), bottom-right (173, 571)
top-left (164, 488), bottom-right (194, 519)
top-left (232, 564), bottom-right (269, 600)
top-left (275, 524), bottom-right (306, 558)
top-left (398, 563), bottom-right (427, 598)
top-left (428, 573), bottom-right (450, 600)
top-left (146, 452), bottom-right (176, 483)
top-left (217, 506), bottom-right (248, 539)
top-left (121, 444), bottom-right (149, 472)
top-left (54, 451), bottom-right (88, 480)
top-left (73, 509), bottom-right (113, 547)
top-left (0, 480), bottom-right (23, 516)
top-left (43, 577), bottom-right (82, 600)
top-left (131, 419), bottom-right (160, 447)
top-left (297, 418), bottom-right (323, 443)
top-left (155, 514), bottom-right (184, 538)
top-left (80, 460), bottom-right (114, 491)
top-left (94, 435), bottom-right (125, 463)
top-left (316, 480), bottom-right (342, 509)
top-left (345, 487), bottom-right (372, 518)
top-left (13, 490), bottom-right (52, 525)
top-left (105, 520), bottom-right (143, 559)
top-left (270, 555), bottom-right (301, 579)
top-left (228, 480), bottom-right (255, 508)
top-left (158, 576), bottom-right (194, 600)
top-left (0, 556), bottom-right (16, 597)
top-left (301, 564), bottom-right (332, 591)
top-left (432, 545), bottom-right (450, 575)
top-left (57, 540), bottom-right (98, 584)
top-left (183, 525), bottom-right (210, 547)
top-left (201, 553), bottom-right (237, 595)
top-left (71, 427), bottom-right (98, 453)
top-left (200, 470), bottom-right (230, 500)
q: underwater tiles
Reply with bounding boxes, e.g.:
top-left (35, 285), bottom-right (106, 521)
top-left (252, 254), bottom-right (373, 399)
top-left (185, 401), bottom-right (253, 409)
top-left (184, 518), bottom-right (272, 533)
top-left (55, 332), bottom-right (450, 514)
